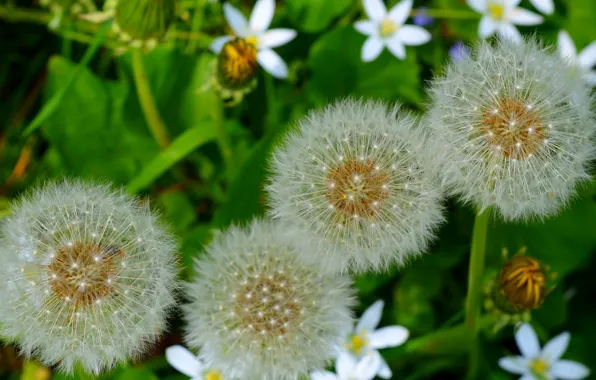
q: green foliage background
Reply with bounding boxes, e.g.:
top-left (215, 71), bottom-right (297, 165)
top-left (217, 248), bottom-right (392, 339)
top-left (1, 0), bottom-right (595, 379)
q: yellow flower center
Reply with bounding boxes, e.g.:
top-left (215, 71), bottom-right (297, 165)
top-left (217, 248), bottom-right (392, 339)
top-left (348, 334), bottom-right (368, 355)
top-left (205, 369), bottom-right (223, 380)
top-left (380, 19), bottom-right (399, 37)
top-left (245, 35), bottom-right (259, 46)
top-left (529, 358), bottom-right (549, 378)
top-left (488, 2), bottom-right (505, 21)
top-left (217, 37), bottom-right (259, 90)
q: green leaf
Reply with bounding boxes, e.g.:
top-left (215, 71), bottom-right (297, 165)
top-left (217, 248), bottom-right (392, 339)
top-left (126, 123), bottom-right (217, 193)
top-left (286, 0), bottom-right (351, 33)
top-left (41, 56), bottom-right (158, 184)
top-left (308, 26), bottom-right (423, 106)
top-left (156, 191), bottom-right (197, 233)
top-left (564, 0), bottom-right (596, 48)
top-left (115, 367), bottom-right (158, 380)
top-left (23, 22), bottom-right (111, 136)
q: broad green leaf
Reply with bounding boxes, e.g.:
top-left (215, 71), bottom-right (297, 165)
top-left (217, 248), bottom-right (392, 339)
top-left (286, 0), bottom-right (351, 33)
top-left (42, 56), bottom-right (158, 184)
top-left (308, 26), bottom-right (423, 106)
top-left (126, 123), bottom-right (217, 193)
top-left (115, 367), bottom-right (158, 380)
top-left (565, 0), bottom-right (596, 48)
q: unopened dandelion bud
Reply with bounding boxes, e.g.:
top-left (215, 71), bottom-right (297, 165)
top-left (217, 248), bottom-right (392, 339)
top-left (425, 38), bottom-right (596, 220)
top-left (0, 180), bottom-right (178, 375)
top-left (495, 255), bottom-right (551, 313)
top-left (184, 219), bottom-right (355, 380)
top-left (114, 0), bottom-right (177, 44)
top-left (268, 98), bottom-right (444, 273)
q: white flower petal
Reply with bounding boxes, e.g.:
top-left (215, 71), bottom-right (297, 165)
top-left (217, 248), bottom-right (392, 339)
top-left (249, 0), bottom-right (275, 33)
top-left (542, 332), bottom-right (570, 362)
top-left (354, 20), bottom-right (378, 36)
top-left (497, 23), bottom-right (522, 44)
top-left (558, 31), bottom-right (578, 60)
top-left (529, 0), bottom-right (554, 14)
top-left (361, 37), bottom-right (385, 62)
top-left (388, 0), bottom-right (413, 26)
top-left (478, 16), bottom-right (498, 38)
top-left (578, 42), bottom-right (596, 68)
top-left (498, 356), bottom-right (528, 375)
top-left (257, 49), bottom-right (289, 78)
top-left (509, 8), bottom-right (543, 26)
top-left (363, 0), bottom-right (387, 21)
top-left (336, 351), bottom-right (358, 379)
top-left (258, 28), bottom-right (297, 49)
top-left (376, 356), bottom-right (393, 379)
top-left (356, 300), bottom-right (384, 333)
top-left (519, 375), bottom-right (535, 380)
top-left (551, 360), bottom-right (590, 379)
top-left (210, 35), bottom-right (233, 53)
top-left (505, 0), bottom-right (522, 7)
top-left (515, 324), bottom-right (541, 358)
top-left (223, 2), bottom-right (249, 36)
top-left (311, 371), bottom-right (338, 380)
top-left (585, 71), bottom-right (596, 86)
top-left (356, 352), bottom-right (382, 379)
top-left (368, 326), bottom-right (409, 349)
top-left (467, 0), bottom-right (487, 13)
top-left (165, 345), bottom-right (203, 377)
top-left (386, 36), bottom-right (406, 59)
top-left (396, 25), bottom-right (431, 46)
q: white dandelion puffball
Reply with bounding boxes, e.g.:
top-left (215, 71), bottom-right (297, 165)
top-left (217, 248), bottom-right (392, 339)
top-left (267, 99), bottom-right (444, 273)
top-left (0, 180), bottom-right (178, 375)
top-left (184, 219), bottom-right (355, 380)
top-left (426, 39), bottom-right (596, 220)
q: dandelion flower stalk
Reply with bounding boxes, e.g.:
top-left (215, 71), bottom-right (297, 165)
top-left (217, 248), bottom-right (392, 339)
top-left (465, 208), bottom-right (490, 380)
top-left (131, 48), bottom-right (171, 148)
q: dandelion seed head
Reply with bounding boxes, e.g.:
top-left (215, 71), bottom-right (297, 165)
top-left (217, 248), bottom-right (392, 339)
top-left (184, 220), bottom-right (355, 380)
top-left (426, 39), bottom-right (596, 220)
top-left (267, 98), bottom-right (444, 273)
top-left (0, 180), bottom-right (178, 375)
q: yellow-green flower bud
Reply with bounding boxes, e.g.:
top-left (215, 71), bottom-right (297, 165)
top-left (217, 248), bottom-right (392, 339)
top-left (115, 0), bottom-right (177, 42)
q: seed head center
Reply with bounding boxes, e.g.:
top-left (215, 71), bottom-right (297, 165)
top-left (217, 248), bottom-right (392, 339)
top-left (48, 242), bottom-right (122, 308)
top-left (217, 37), bottom-right (259, 90)
top-left (326, 159), bottom-right (390, 218)
top-left (236, 273), bottom-right (300, 338)
top-left (481, 97), bottom-right (545, 160)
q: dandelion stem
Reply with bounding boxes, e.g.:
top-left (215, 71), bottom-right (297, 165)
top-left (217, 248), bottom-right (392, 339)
top-left (187, 0), bottom-right (206, 53)
top-left (131, 48), bottom-right (171, 149)
top-left (464, 208), bottom-right (490, 379)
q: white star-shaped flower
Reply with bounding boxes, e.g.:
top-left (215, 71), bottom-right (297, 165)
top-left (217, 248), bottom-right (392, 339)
top-left (528, 0), bottom-right (553, 15)
top-left (311, 351), bottom-right (381, 380)
top-left (343, 300), bottom-right (409, 379)
top-left (210, 0), bottom-right (297, 78)
top-left (467, 0), bottom-right (543, 44)
top-left (557, 30), bottom-right (596, 86)
top-left (499, 323), bottom-right (590, 380)
top-left (165, 345), bottom-right (223, 380)
top-left (354, 0), bottom-right (431, 62)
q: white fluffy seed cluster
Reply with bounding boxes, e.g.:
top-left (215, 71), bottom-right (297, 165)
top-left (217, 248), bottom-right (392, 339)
top-left (0, 180), bottom-right (178, 374)
top-left (268, 99), bottom-right (445, 273)
top-left (184, 220), bottom-right (355, 380)
top-left (425, 39), bottom-right (596, 220)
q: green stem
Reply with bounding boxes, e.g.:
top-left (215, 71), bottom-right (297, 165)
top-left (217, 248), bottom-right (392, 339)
top-left (187, 0), bottom-right (206, 53)
top-left (211, 95), bottom-right (233, 172)
top-left (464, 208), bottom-right (491, 379)
top-left (131, 48), bottom-right (171, 148)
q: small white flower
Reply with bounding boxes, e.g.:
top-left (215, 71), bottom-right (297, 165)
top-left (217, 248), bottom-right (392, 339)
top-left (467, 0), bottom-right (543, 44)
top-left (311, 351), bottom-right (381, 380)
top-left (557, 30), bottom-right (596, 86)
top-left (166, 345), bottom-right (224, 380)
top-left (528, 0), bottom-right (554, 15)
top-left (344, 300), bottom-right (409, 379)
top-left (499, 323), bottom-right (590, 380)
top-left (354, 0), bottom-right (431, 62)
top-left (210, 0), bottom-right (297, 78)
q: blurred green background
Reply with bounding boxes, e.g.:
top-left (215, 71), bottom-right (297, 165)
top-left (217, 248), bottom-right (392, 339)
top-left (1, 0), bottom-right (595, 378)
